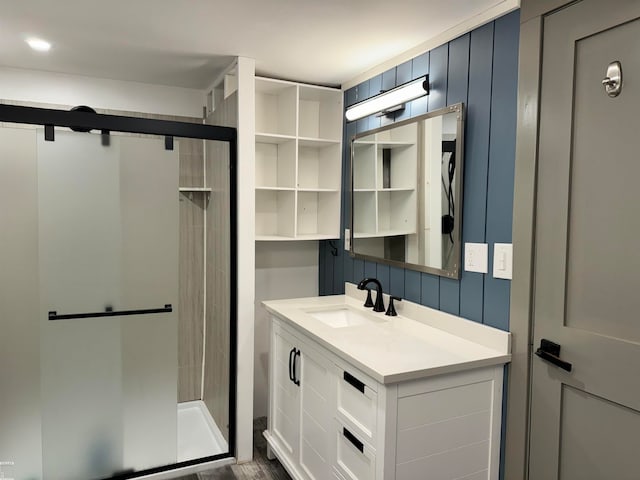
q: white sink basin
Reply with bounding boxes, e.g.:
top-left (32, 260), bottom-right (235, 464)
top-left (306, 307), bottom-right (386, 328)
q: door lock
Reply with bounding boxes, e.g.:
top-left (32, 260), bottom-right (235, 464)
top-left (602, 61), bottom-right (622, 97)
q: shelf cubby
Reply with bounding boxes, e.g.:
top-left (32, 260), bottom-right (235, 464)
top-left (296, 191), bottom-right (340, 238)
top-left (255, 189), bottom-right (296, 239)
top-left (376, 144), bottom-right (418, 190)
top-left (353, 143), bottom-right (376, 190)
top-left (377, 190), bottom-right (417, 235)
top-left (353, 191), bottom-right (377, 236)
top-left (255, 78), bottom-right (297, 137)
top-left (255, 139), bottom-right (296, 189)
top-left (298, 85), bottom-right (342, 141)
top-left (297, 141), bottom-right (341, 190)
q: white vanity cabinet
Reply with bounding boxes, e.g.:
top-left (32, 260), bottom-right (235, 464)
top-left (265, 314), bottom-right (506, 480)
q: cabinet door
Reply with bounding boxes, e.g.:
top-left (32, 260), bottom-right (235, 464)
top-left (270, 323), bottom-right (300, 460)
top-left (299, 341), bottom-right (335, 480)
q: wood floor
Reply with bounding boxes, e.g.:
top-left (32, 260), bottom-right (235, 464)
top-left (175, 417), bottom-right (292, 480)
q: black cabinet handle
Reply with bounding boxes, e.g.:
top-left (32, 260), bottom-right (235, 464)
top-left (288, 347), bottom-right (296, 383)
top-left (343, 427), bottom-right (364, 453)
top-left (293, 349), bottom-right (301, 386)
top-left (343, 371), bottom-right (365, 393)
top-left (535, 339), bottom-right (572, 372)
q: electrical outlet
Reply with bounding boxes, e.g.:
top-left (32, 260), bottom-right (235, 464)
top-left (464, 243), bottom-right (488, 273)
top-left (344, 229), bottom-right (351, 251)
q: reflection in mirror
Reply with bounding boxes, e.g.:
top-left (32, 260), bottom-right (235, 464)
top-left (350, 103), bottom-right (464, 278)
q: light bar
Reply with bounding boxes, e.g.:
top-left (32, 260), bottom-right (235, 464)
top-left (345, 75), bottom-right (429, 122)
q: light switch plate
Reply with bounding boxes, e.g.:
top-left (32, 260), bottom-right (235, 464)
top-left (344, 229), bottom-right (351, 251)
top-left (493, 243), bottom-right (513, 280)
top-left (464, 243), bottom-right (488, 273)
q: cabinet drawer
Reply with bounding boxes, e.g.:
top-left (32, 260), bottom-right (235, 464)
top-left (337, 368), bottom-right (377, 440)
top-left (335, 420), bottom-right (376, 480)
top-left (333, 467), bottom-right (347, 480)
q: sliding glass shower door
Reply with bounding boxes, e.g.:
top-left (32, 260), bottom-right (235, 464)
top-left (38, 129), bottom-right (179, 479)
top-left (0, 110), bottom-right (235, 480)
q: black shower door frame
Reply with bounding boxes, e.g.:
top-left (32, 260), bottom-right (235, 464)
top-left (0, 103), bottom-right (238, 479)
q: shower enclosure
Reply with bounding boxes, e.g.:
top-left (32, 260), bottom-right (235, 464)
top-left (0, 104), bottom-right (236, 480)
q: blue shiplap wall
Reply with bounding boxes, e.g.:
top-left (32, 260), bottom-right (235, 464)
top-left (320, 10), bottom-right (519, 333)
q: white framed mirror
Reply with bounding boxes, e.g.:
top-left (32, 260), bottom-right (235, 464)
top-left (349, 103), bottom-right (464, 278)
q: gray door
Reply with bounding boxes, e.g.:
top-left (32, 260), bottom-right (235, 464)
top-left (529, 1), bottom-right (640, 479)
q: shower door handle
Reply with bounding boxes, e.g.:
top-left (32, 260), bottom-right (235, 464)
top-left (48, 304), bottom-right (172, 320)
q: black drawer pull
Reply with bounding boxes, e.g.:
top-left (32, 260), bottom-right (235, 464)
top-left (343, 371), bottom-right (365, 393)
top-left (343, 427), bottom-right (364, 453)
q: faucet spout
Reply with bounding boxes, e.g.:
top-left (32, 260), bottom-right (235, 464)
top-left (357, 277), bottom-right (385, 313)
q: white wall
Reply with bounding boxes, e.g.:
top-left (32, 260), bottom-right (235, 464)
top-left (234, 57), bottom-right (256, 463)
top-left (254, 242), bottom-right (319, 418)
top-left (0, 66), bottom-right (204, 117)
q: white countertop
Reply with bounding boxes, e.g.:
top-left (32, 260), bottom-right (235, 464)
top-left (262, 283), bottom-right (511, 384)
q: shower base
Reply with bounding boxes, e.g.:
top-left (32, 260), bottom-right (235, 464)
top-left (177, 400), bottom-right (228, 463)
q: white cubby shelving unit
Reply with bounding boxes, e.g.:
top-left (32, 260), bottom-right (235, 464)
top-left (255, 77), bottom-right (343, 240)
top-left (352, 123), bottom-right (418, 240)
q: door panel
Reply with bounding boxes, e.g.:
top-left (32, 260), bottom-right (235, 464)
top-left (37, 131), bottom-right (179, 479)
top-left (559, 386), bottom-right (640, 479)
top-left (299, 344), bottom-right (334, 480)
top-left (271, 325), bottom-right (300, 458)
top-left (530, 1), bottom-right (640, 479)
top-left (566, 17), bottom-right (640, 344)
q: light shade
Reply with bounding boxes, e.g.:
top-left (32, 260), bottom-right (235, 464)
top-left (345, 75), bottom-right (429, 122)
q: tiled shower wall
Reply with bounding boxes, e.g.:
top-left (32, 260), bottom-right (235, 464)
top-left (320, 11), bottom-right (520, 333)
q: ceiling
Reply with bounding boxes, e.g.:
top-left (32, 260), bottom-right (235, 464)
top-left (0, 0), bottom-right (513, 90)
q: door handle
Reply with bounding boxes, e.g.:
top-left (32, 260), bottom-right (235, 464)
top-left (535, 339), bottom-right (572, 372)
top-left (288, 347), bottom-right (296, 383)
top-left (292, 349), bottom-right (301, 386)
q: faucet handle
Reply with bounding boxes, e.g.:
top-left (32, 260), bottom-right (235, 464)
top-left (385, 296), bottom-right (402, 316)
top-left (364, 288), bottom-right (374, 308)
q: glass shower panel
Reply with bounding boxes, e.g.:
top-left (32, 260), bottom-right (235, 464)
top-left (37, 129), bottom-right (179, 480)
top-left (202, 138), bottom-right (231, 448)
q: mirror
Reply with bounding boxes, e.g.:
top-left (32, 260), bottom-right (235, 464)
top-left (350, 103), bottom-right (464, 278)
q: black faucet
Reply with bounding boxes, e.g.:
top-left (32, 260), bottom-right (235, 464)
top-left (357, 278), bottom-right (385, 312)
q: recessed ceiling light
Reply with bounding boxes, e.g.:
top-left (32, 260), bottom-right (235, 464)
top-left (26, 37), bottom-right (51, 52)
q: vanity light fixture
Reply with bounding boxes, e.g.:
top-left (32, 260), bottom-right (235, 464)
top-left (345, 75), bottom-right (429, 122)
top-left (26, 37), bottom-right (51, 52)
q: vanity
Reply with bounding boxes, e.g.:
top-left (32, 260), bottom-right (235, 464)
top-left (262, 283), bottom-right (511, 480)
